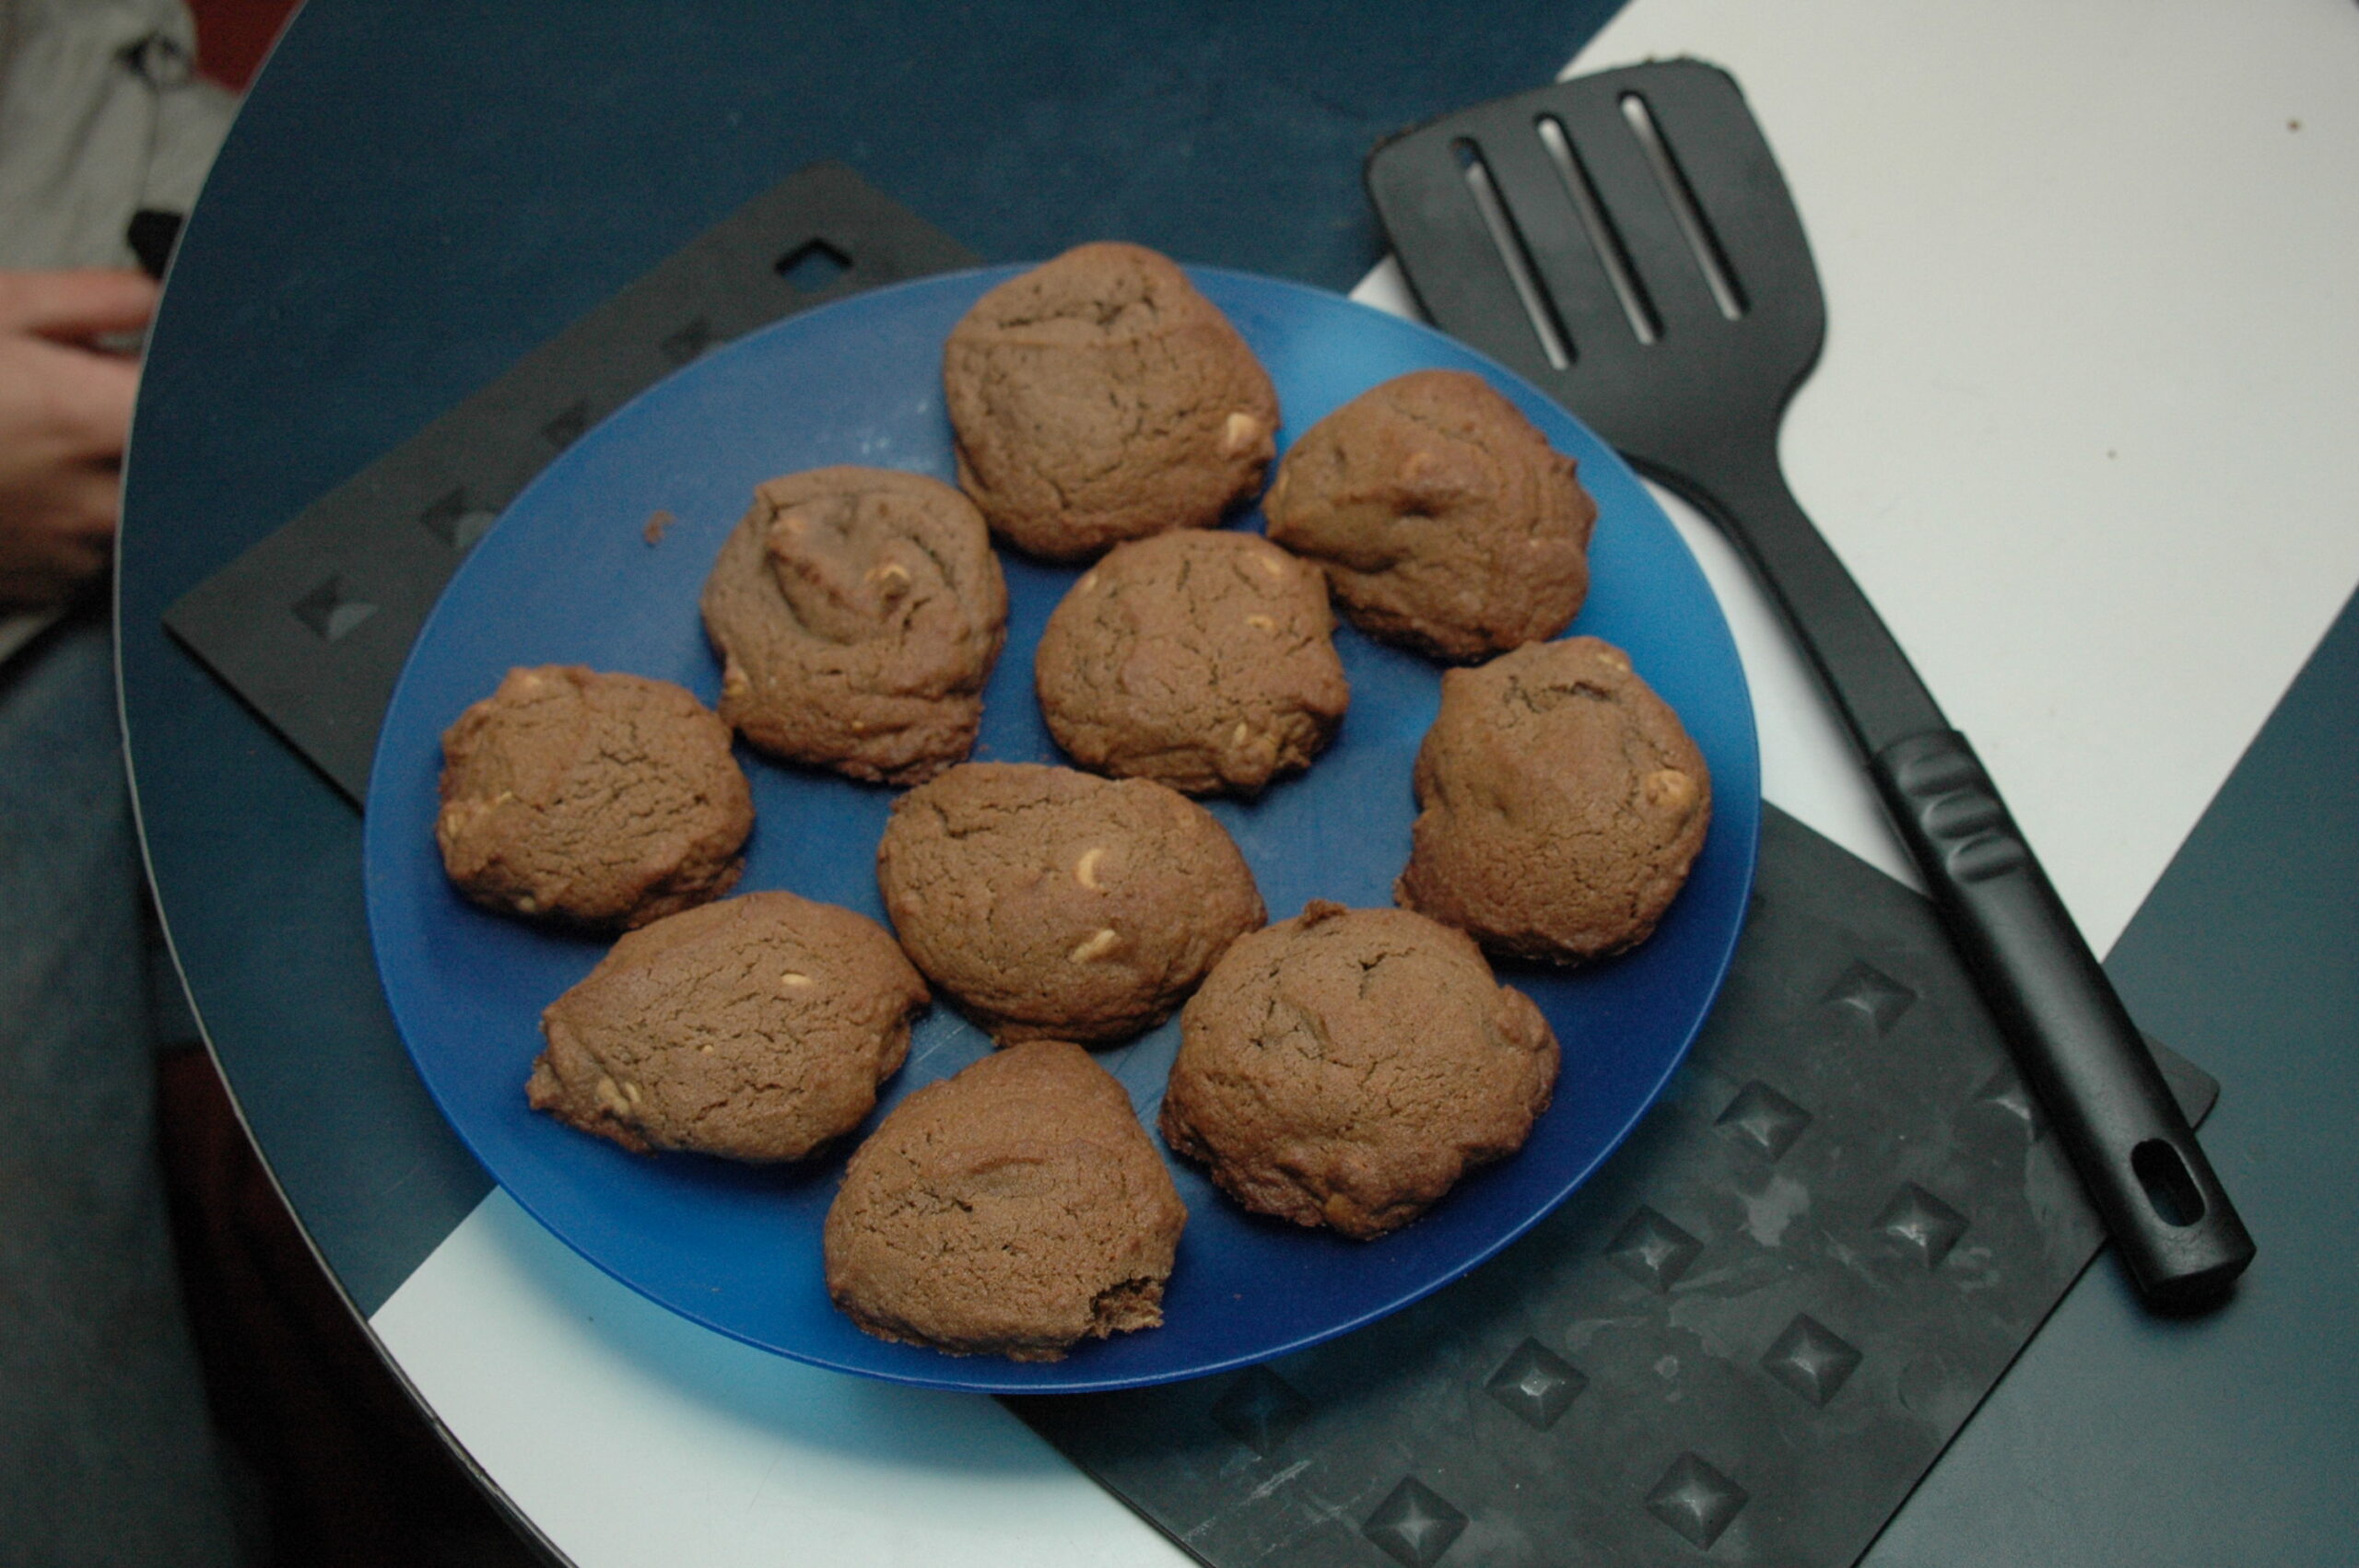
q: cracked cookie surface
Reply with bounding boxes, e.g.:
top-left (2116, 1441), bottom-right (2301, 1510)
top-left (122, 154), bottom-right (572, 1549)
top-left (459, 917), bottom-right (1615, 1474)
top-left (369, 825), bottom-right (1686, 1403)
top-left (1035, 529), bottom-right (1348, 796)
top-left (1264, 369), bottom-right (1596, 661)
top-left (944, 242), bottom-right (1279, 562)
top-left (527, 891), bottom-right (925, 1161)
top-left (1396, 637), bottom-right (1710, 962)
top-left (823, 1040), bottom-right (1187, 1361)
top-left (1160, 901), bottom-right (1558, 1240)
top-left (700, 466), bottom-right (1007, 786)
top-left (874, 762), bottom-right (1264, 1044)
top-left (436, 665), bottom-right (752, 930)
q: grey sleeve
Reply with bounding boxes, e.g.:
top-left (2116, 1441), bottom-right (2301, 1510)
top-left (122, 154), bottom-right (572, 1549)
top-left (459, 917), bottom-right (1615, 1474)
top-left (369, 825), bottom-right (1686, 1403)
top-left (0, 0), bottom-right (238, 273)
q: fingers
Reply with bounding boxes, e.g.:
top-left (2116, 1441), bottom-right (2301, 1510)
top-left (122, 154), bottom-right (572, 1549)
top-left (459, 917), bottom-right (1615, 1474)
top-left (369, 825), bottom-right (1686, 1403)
top-left (0, 269), bottom-right (159, 345)
top-left (0, 462), bottom-right (118, 610)
top-left (0, 272), bottom-right (145, 610)
top-left (52, 345), bottom-right (143, 455)
top-left (1, 333), bottom-right (144, 462)
top-left (50, 460), bottom-right (123, 538)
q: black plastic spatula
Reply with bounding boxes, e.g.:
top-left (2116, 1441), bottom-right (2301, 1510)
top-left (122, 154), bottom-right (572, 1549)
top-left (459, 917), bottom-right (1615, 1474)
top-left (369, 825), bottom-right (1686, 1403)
top-left (1367, 60), bottom-right (2254, 1305)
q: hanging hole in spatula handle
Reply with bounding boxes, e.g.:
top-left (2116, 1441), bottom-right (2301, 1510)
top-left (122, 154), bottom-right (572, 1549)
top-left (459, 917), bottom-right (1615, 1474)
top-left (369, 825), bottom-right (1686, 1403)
top-left (1872, 730), bottom-right (2257, 1304)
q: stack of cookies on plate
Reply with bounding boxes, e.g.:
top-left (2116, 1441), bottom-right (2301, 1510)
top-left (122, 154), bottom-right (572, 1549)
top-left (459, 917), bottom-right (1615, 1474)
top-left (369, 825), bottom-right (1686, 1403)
top-left (427, 240), bottom-right (1711, 1363)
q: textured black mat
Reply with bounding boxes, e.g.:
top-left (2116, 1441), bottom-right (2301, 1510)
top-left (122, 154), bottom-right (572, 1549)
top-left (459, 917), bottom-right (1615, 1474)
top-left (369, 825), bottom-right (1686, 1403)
top-left (1010, 803), bottom-right (2213, 1568)
top-left (162, 162), bottom-right (976, 802)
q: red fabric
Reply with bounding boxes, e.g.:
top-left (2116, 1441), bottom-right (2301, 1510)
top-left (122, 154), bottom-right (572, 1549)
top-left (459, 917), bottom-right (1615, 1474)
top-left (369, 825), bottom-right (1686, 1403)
top-left (183, 0), bottom-right (301, 91)
top-left (156, 1046), bottom-right (540, 1565)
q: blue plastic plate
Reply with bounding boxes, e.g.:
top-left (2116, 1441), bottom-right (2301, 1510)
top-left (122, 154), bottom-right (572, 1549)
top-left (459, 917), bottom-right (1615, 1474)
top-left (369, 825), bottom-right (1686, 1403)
top-left (364, 266), bottom-right (1759, 1394)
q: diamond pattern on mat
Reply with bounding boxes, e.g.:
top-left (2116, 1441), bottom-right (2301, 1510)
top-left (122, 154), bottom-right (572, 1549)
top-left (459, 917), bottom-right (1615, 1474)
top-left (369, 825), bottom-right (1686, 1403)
top-left (776, 237), bottom-right (851, 293)
top-left (1716, 1080), bottom-right (1813, 1162)
top-left (1875, 1183), bottom-right (1969, 1269)
top-left (290, 575), bottom-right (376, 642)
top-left (540, 399), bottom-right (591, 450)
top-left (660, 315), bottom-right (714, 364)
top-left (1823, 960), bottom-right (1917, 1033)
top-left (417, 486), bottom-right (497, 552)
top-left (1606, 1206), bottom-right (1704, 1294)
top-left (1976, 1066), bottom-right (2047, 1141)
top-left (1209, 1366), bottom-right (1309, 1458)
top-left (1362, 1477), bottom-right (1469, 1568)
top-left (1761, 1313), bottom-right (1863, 1408)
top-left (1485, 1339), bottom-right (1586, 1431)
top-left (1645, 1452), bottom-right (1749, 1550)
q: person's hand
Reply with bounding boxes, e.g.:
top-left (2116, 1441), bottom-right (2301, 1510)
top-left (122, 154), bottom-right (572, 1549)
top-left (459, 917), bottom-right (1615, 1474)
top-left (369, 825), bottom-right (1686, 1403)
top-left (0, 270), bottom-right (158, 609)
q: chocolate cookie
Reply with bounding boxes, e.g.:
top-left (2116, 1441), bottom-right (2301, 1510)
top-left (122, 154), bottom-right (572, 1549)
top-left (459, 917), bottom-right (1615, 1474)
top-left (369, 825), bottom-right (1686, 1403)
top-left (700, 466), bottom-right (1008, 786)
top-left (1034, 530), bottom-right (1349, 796)
top-left (1263, 369), bottom-right (1597, 661)
top-left (1159, 901), bottom-right (1558, 1240)
top-left (1396, 637), bottom-right (1710, 962)
top-left (526, 891), bottom-right (926, 1161)
top-left (436, 665), bottom-right (752, 930)
top-left (824, 1040), bottom-right (1187, 1361)
top-left (943, 242), bottom-right (1280, 562)
top-left (874, 762), bottom-right (1264, 1044)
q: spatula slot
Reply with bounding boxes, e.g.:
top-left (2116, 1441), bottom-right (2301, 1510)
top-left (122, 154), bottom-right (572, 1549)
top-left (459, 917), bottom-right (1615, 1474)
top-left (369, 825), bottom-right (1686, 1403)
top-left (1534, 115), bottom-right (1661, 346)
top-left (1618, 93), bottom-right (1748, 322)
top-left (2131, 1139), bottom-right (2206, 1228)
top-left (1451, 137), bottom-right (1574, 370)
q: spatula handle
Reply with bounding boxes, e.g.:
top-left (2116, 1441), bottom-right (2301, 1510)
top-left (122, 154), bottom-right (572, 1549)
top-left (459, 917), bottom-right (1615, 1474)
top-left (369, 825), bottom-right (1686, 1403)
top-left (1669, 441), bottom-right (2255, 1304)
top-left (1872, 730), bottom-right (2256, 1301)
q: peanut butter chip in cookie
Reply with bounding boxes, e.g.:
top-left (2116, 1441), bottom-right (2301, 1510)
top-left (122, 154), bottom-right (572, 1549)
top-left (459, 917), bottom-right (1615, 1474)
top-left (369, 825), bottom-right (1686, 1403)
top-left (1068, 928), bottom-right (1121, 963)
top-left (1644, 768), bottom-right (1698, 811)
